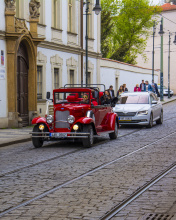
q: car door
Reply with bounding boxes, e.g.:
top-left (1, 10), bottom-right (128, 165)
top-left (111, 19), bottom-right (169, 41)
top-left (150, 94), bottom-right (159, 120)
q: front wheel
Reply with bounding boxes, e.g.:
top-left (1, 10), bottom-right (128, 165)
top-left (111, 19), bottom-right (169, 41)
top-left (109, 121), bottom-right (118, 139)
top-left (82, 125), bottom-right (94, 148)
top-left (156, 111), bottom-right (163, 124)
top-left (32, 124), bottom-right (44, 148)
top-left (147, 114), bottom-right (153, 128)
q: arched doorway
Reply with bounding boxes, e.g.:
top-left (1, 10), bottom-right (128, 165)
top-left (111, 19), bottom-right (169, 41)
top-left (17, 42), bottom-right (29, 126)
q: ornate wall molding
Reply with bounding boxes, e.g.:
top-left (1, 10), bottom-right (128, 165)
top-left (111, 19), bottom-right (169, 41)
top-left (5, 0), bottom-right (15, 11)
top-left (15, 18), bottom-right (29, 34)
top-left (29, 0), bottom-right (40, 19)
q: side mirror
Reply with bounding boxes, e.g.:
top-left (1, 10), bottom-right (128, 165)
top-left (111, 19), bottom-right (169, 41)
top-left (152, 100), bottom-right (157, 105)
top-left (46, 92), bottom-right (50, 99)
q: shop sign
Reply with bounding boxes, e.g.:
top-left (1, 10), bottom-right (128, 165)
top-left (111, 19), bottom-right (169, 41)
top-left (1, 50), bottom-right (4, 66)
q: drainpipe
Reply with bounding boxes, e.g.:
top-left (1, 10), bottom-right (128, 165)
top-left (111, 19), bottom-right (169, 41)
top-left (81, 0), bottom-right (83, 86)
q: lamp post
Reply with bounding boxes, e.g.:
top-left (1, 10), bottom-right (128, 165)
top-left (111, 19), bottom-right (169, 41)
top-left (152, 22), bottom-right (156, 82)
top-left (84, 0), bottom-right (101, 86)
top-left (158, 17), bottom-right (164, 101)
top-left (168, 32), bottom-right (171, 98)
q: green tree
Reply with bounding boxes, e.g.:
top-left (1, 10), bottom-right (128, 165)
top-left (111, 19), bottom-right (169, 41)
top-left (101, 0), bottom-right (161, 64)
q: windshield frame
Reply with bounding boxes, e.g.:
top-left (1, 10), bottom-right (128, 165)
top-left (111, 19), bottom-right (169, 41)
top-left (119, 94), bottom-right (149, 104)
top-left (54, 91), bottom-right (91, 105)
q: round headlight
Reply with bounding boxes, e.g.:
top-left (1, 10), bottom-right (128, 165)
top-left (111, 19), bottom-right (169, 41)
top-left (67, 115), bottom-right (75, 124)
top-left (46, 115), bottom-right (53, 124)
top-left (39, 124), bottom-right (45, 130)
top-left (73, 124), bottom-right (79, 131)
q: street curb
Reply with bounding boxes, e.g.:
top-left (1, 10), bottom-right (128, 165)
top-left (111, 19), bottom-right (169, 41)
top-left (161, 98), bottom-right (176, 105)
top-left (0, 137), bottom-right (31, 148)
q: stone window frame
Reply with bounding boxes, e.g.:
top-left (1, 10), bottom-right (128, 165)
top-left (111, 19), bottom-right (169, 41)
top-left (50, 54), bottom-right (63, 91)
top-left (37, 51), bottom-right (47, 100)
top-left (39, 0), bottom-right (45, 25)
top-left (52, 0), bottom-right (62, 30)
top-left (66, 57), bottom-right (78, 84)
top-left (84, 60), bottom-right (94, 84)
top-left (67, 0), bottom-right (76, 33)
top-left (15, 0), bottom-right (24, 19)
top-left (87, 0), bottom-right (94, 39)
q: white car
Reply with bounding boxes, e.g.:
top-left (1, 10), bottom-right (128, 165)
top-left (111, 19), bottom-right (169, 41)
top-left (158, 85), bottom-right (173, 97)
top-left (113, 92), bottom-right (163, 128)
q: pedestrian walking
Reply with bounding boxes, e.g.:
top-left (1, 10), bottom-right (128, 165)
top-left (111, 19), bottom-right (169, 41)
top-left (109, 85), bottom-right (115, 98)
top-left (151, 80), bottom-right (158, 95)
top-left (134, 84), bottom-right (141, 92)
top-left (145, 81), bottom-right (153, 92)
top-left (140, 80), bottom-right (146, 91)
top-left (117, 85), bottom-right (124, 97)
top-left (123, 84), bottom-right (128, 92)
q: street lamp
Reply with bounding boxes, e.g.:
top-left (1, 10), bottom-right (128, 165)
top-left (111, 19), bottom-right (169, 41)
top-left (84, 0), bottom-right (101, 86)
top-left (158, 17), bottom-right (164, 101)
top-left (168, 32), bottom-right (171, 98)
top-left (152, 22), bottom-right (156, 82)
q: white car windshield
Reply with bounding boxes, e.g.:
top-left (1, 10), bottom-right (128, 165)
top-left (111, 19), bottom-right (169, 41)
top-left (120, 95), bottom-right (149, 104)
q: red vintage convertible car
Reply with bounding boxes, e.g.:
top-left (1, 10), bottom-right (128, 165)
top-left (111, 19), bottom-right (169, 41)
top-left (31, 85), bottom-right (119, 148)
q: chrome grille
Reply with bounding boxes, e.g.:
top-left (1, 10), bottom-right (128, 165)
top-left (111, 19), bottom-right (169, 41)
top-left (117, 112), bottom-right (136, 116)
top-left (55, 110), bottom-right (70, 128)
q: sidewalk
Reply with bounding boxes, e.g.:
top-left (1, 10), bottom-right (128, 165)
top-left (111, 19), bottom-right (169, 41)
top-left (0, 95), bottom-right (176, 147)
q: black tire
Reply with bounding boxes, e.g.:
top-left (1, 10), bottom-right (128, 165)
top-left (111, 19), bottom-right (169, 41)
top-left (82, 124), bottom-right (94, 148)
top-left (147, 114), bottom-right (153, 128)
top-left (156, 111), bottom-right (163, 124)
top-left (32, 124), bottom-right (44, 148)
top-left (109, 121), bottom-right (118, 139)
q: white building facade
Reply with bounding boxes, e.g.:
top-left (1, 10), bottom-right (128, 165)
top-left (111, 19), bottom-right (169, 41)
top-left (0, 0), bottom-right (101, 128)
top-left (136, 3), bottom-right (176, 93)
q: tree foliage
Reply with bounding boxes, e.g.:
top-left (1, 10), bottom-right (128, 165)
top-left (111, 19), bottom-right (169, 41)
top-left (101, 0), bottom-right (161, 64)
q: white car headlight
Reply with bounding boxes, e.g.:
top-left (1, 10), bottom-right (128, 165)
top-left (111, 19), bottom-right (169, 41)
top-left (67, 115), bottom-right (75, 124)
top-left (137, 110), bottom-right (148, 115)
top-left (46, 115), bottom-right (53, 124)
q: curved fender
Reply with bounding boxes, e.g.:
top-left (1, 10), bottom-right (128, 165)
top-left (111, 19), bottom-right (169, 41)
top-left (76, 117), bottom-right (95, 125)
top-left (32, 117), bottom-right (46, 125)
top-left (108, 113), bottom-right (119, 130)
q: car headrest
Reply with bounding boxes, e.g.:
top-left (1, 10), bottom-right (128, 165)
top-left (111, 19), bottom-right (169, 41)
top-left (67, 96), bottom-right (76, 102)
top-left (99, 92), bottom-right (104, 98)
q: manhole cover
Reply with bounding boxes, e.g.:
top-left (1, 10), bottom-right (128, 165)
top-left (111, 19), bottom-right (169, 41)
top-left (143, 213), bottom-right (174, 220)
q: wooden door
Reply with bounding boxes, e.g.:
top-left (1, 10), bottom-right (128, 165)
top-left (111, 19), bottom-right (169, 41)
top-left (17, 43), bottom-right (29, 126)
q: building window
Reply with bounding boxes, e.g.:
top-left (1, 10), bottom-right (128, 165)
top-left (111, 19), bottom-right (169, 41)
top-left (87, 72), bottom-right (91, 85)
top-left (70, 70), bottom-right (74, 85)
top-left (68, 0), bottom-right (72, 32)
top-left (52, 0), bottom-right (61, 29)
top-left (15, 0), bottom-right (20, 18)
top-left (54, 68), bottom-right (59, 89)
top-left (37, 66), bottom-right (42, 99)
top-left (39, 0), bottom-right (44, 24)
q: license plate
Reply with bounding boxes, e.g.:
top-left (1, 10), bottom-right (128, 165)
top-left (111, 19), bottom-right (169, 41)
top-left (119, 117), bottom-right (132, 121)
top-left (50, 133), bottom-right (67, 138)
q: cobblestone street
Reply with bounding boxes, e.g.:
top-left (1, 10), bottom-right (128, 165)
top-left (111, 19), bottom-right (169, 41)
top-left (0, 101), bottom-right (176, 219)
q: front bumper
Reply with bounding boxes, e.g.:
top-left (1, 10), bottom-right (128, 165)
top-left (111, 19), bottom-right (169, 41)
top-left (117, 114), bottom-right (150, 125)
top-left (30, 132), bottom-right (90, 139)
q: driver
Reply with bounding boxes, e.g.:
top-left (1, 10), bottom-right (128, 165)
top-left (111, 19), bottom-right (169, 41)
top-left (82, 93), bottom-right (89, 104)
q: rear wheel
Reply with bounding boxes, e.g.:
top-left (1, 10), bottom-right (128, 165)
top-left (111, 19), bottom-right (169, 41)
top-left (147, 114), bottom-right (153, 128)
top-left (156, 111), bottom-right (163, 124)
top-left (109, 121), bottom-right (118, 139)
top-left (32, 124), bottom-right (45, 148)
top-left (82, 125), bottom-right (94, 148)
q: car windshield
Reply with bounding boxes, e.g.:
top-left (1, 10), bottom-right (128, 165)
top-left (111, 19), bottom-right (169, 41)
top-left (54, 92), bottom-right (90, 104)
top-left (158, 85), bottom-right (167, 89)
top-left (119, 95), bottom-right (149, 104)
